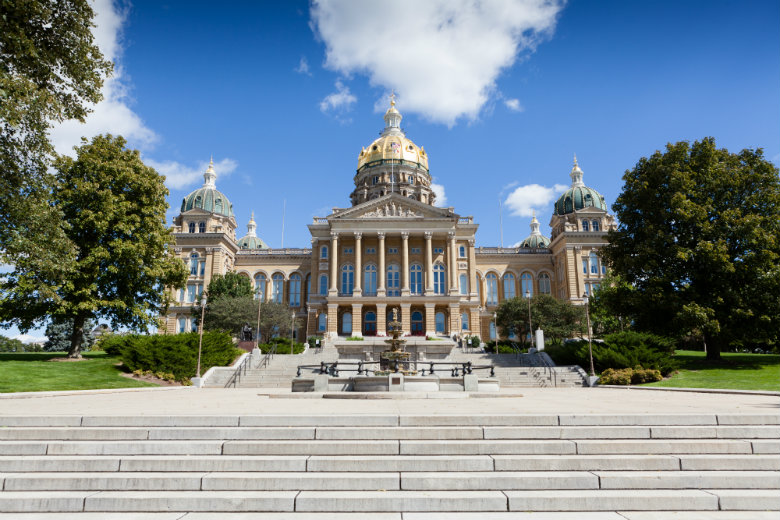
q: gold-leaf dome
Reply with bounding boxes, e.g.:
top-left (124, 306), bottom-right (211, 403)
top-left (356, 98), bottom-right (428, 173)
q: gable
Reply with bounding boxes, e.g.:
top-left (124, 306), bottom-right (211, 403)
top-left (330, 193), bottom-right (455, 221)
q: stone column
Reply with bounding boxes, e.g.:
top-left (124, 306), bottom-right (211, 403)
top-left (468, 238), bottom-right (478, 297)
top-left (352, 303), bottom-right (363, 338)
top-left (353, 232), bottom-right (362, 296)
top-left (310, 238), bottom-right (319, 299)
top-left (424, 231), bottom-right (433, 294)
top-left (400, 303), bottom-right (411, 336)
top-left (470, 308), bottom-right (481, 336)
top-left (377, 232), bottom-right (386, 296)
top-left (376, 303), bottom-right (387, 336)
top-left (329, 232), bottom-right (339, 295)
top-left (448, 232), bottom-right (458, 295)
top-left (424, 302), bottom-right (436, 337)
top-left (327, 303), bottom-right (339, 339)
top-left (449, 304), bottom-right (459, 336)
top-left (401, 232), bottom-right (410, 296)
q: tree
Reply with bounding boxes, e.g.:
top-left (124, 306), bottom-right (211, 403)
top-left (203, 295), bottom-right (256, 337)
top-left (496, 295), bottom-right (584, 346)
top-left (588, 273), bottom-right (634, 336)
top-left (204, 272), bottom-right (254, 300)
top-left (0, 335), bottom-right (27, 352)
top-left (0, 0), bottom-right (112, 293)
top-left (44, 317), bottom-right (95, 352)
top-left (257, 302), bottom-right (300, 344)
top-left (0, 135), bottom-right (188, 358)
top-left (601, 138), bottom-right (780, 359)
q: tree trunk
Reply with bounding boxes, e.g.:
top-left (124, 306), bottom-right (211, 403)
top-left (704, 331), bottom-right (721, 361)
top-left (67, 314), bottom-right (86, 359)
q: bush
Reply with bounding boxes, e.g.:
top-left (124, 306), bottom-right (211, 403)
top-left (106, 332), bottom-right (241, 382)
top-left (259, 337), bottom-right (305, 354)
top-left (484, 340), bottom-right (522, 354)
top-left (464, 335), bottom-right (481, 347)
top-left (599, 366), bottom-right (663, 385)
top-left (307, 336), bottom-right (323, 347)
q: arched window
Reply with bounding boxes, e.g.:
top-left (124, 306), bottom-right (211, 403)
top-left (289, 274), bottom-right (301, 307)
top-left (461, 312), bottom-right (469, 330)
top-left (194, 195), bottom-right (202, 208)
top-left (340, 264), bottom-right (354, 295)
top-left (459, 274), bottom-right (468, 295)
top-left (342, 312), bottom-right (352, 335)
top-left (198, 221), bottom-right (206, 233)
top-left (254, 273), bottom-right (267, 302)
top-left (364, 264), bottom-right (377, 296)
top-left (189, 253), bottom-right (199, 275)
top-left (319, 274), bottom-right (328, 295)
top-left (320, 245), bottom-right (328, 259)
top-left (387, 264), bottom-right (400, 296)
top-left (410, 263), bottom-right (423, 294)
top-left (521, 273), bottom-right (533, 297)
top-left (590, 252), bottom-right (599, 274)
top-left (178, 317), bottom-right (187, 333)
top-left (539, 273), bottom-right (551, 295)
top-left (459, 245), bottom-right (466, 258)
top-left (592, 220), bottom-right (600, 231)
top-left (582, 220), bottom-right (590, 231)
top-left (318, 313), bottom-right (327, 332)
top-left (486, 273), bottom-right (498, 305)
top-left (433, 263), bottom-right (446, 294)
top-left (503, 273), bottom-right (516, 300)
top-left (188, 222), bottom-right (196, 233)
top-left (271, 273), bottom-right (284, 303)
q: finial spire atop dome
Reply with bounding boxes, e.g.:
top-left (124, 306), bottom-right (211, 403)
top-left (382, 91), bottom-right (403, 136)
top-left (203, 157), bottom-right (217, 188)
top-left (570, 154), bottom-right (585, 188)
top-left (246, 211), bottom-right (257, 238)
top-left (529, 212), bottom-right (541, 236)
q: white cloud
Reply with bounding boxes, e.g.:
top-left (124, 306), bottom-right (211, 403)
top-left (320, 80), bottom-right (357, 113)
top-left (431, 182), bottom-right (448, 207)
top-left (295, 56), bottom-right (312, 75)
top-left (50, 0), bottom-right (157, 155)
top-left (311, 0), bottom-right (564, 126)
top-left (13, 334), bottom-right (47, 345)
top-left (504, 183), bottom-right (567, 217)
top-left (147, 158), bottom-right (239, 190)
top-left (504, 98), bottom-right (523, 112)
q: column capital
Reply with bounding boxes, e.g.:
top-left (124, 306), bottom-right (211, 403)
top-left (448, 231), bottom-right (456, 240)
top-left (468, 238), bottom-right (475, 246)
top-left (311, 237), bottom-right (319, 245)
top-left (330, 231), bottom-right (340, 239)
top-left (354, 232), bottom-right (363, 239)
top-left (424, 231), bottom-right (433, 239)
top-left (377, 231), bottom-right (386, 239)
top-left (401, 231), bottom-right (410, 240)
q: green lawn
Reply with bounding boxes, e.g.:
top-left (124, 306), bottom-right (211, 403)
top-left (0, 352), bottom-right (159, 393)
top-left (643, 350), bottom-right (780, 391)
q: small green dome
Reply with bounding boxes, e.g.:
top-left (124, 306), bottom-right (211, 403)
top-left (236, 212), bottom-right (268, 250)
top-left (554, 156), bottom-right (608, 215)
top-left (179, 159), bottom-right (234, 218)
top-left (519, 215), bottom-right (551, 248)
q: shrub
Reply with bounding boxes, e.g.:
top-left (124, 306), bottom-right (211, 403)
top-left (345, 336), bottom-right (363, 341)
top-left (599, 366), bottom-right (663, 385)
top-left (109, 332), bottom-right (241, 382)
top-left (307, 336), bottom-right (323, 347)
top-left (259, 337), bottom-right (305, 354)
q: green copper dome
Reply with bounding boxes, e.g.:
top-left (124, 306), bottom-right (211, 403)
top-left (180, 159), bottom-right (234, 218)
top-left (237, 212), bottom-right (269, 250)
top-left (519, 215), bottom-right (551, 248)
top-left (554, 156), bottom-right (608, 216)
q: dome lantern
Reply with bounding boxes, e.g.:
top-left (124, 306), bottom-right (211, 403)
top-left (203, 156), bottom-right (217, 188)
top-left (570, 154), bottom-right (585, 187)
top-left (237, 210), bottom-right (269, 250)
top-left (246, 211), bottom-right (257, 238)
top-left (382, 92), bottom-right (403, 135)
top-left (520, 211), bottom-right (551, 248)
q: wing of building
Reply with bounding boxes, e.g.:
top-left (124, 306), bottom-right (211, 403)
top-left (165, 100), bottom-right (616, 340)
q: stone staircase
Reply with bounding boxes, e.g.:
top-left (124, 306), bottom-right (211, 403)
top-left (446, 349), bottom-right (587, 387)
top-left (0, 413), bottom-right (777, 515)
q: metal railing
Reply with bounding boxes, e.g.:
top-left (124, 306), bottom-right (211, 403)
top-left (224, 343), bottom-right (276, 388)
top-left (296, 360), bottom-right (495, 378)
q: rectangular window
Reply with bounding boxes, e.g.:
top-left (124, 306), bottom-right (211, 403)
top-left (388, 247), bottom-right (398, 254)
top-left (459, 246), bottom-right (466, 258)
top-left (365, 247), bottom-right (376, 254)
top-left (582, 259), bottom-right (588, 274)
top-left (199, 261), bottom-right (205, 276)
top-left (434, 247), bottom-right (444, 254)
top-left (187, 285), bottom-right (196, 303)
top-left (372, 176), bottom-right (379, 185)
top-left (410, 247), bottom-right (421, 254)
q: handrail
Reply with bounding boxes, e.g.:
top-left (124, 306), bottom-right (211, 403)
top-left (224, 343), bottom-right (276, 388)
top-left (296, 360), bottom-right (495, 378)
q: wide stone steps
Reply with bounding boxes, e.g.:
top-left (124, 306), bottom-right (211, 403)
top-left (0, 414), bottom-right (777, 514)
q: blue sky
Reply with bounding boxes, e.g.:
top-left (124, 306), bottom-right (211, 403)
top-left (12, 0), bottom-right (780, 340)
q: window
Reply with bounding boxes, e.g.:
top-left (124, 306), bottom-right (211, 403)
top-left (459, 245), bottom-right (466, 258)
top-left (343, 247), bottom-right (353, 254)
top-left (539, 273), bottom-right (551, 295)
top-left (272, 274), bottom-right (284, 303)
top-left (254, 274), bottom-right (267, 301)
top-left (592, 220), bottom-right (600, 231)
top-left (590, 252), bottom-right (599, 274)
top-left (188, 222), bottom-right (195, 233)
top-left (388, 247), bottom-right (398, 254)
top-left (434, 247), bottom-right (444, 254)
top-left (521, 273), bottom-right (533, 297)
top-left (602, 264), bottom-right (607, 275)
top-left (364, 311), bottom-right (376, 335)
top-left (178, 288), bottom-right (185, 302)
top-left (387, 264), bottom-right (400, 296)
top-left (289, 274), bottom-right (301, 307)
top-left (187, 284), bottom-right (197, 303)
top-left (503, 273), bottom-right (516, 300)
top-left (411, 247), bottom-right (421, 254)
top-left (582, 220), bottom-right (590, 231)
top-left (435, 312), bottom-right (445, 333)
top-left (319, 274), bottom-right (328, 295)
top-left (486, 273), bottom-right (498, 305)
top-left (433, 263), bottom-right (446, 294)
top-left (372, 176), bottom-right (379, 185)
top-left (582, 259), bottom-right (588, 274)
top-left (459, 273), bottom-right (468, 295)
top-left (320, 245), bottom-right (328, 259)
top-left (178, 317), bottom-right (187, 333)
top-left (318, 313), bottom-right (327, 332)
top-left (340, 264), bottom-right (354, 295)
top-left (364, 264), bottom-right (377, 296)
top-left (489, 321), bottom-right (496, 340)
top-left (189, 253), bottom-right (199, 275)
top-left (410, 264), bottom-right (423, 294)
top-left (342, 312), bottom-right (352, 335)
top-left (461, 312), bottom-right (469, 330)
top-left (366, 247), bottom-right (376, 254)
top-left (198, 221), bottom-right (206, 233)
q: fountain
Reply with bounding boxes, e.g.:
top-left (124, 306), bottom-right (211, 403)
top-left (375, 308), bottom-right (417, 376)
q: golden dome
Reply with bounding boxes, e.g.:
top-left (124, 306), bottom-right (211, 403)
top-left (356, 97), bottom-right (429, 173)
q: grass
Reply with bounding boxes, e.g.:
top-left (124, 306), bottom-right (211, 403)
top-left (0, 351), bottom-right (159, 393)
top-left (642, 350), bottom-right (780, 392)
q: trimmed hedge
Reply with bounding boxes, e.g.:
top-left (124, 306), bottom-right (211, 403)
top-left (259, 337), bottom-right (305, 354)
top-left (101, 332), bottom-right (242, 382)
top-left (599, 367), bottom-right (663, 385)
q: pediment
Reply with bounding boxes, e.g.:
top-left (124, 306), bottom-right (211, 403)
top-left (329, 193), bottom-right (456, 220)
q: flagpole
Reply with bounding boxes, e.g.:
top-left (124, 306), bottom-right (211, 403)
top-left (281, 199), bottom-right (286, 248)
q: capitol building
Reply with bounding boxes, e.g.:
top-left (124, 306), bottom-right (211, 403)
top-left (165, 100), bottom-right (615, 340)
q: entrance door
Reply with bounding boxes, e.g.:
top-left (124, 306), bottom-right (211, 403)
top-left (364, 311), bottom-right (377, 336)
top-left (411, 311), bottom-right (424, 336)
top-left (435, 312), bottom-right (446, 334)
top-left (342, 312), bottom-right (352, 335)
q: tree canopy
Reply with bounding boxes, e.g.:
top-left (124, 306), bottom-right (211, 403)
top-left (495, 294), bottom-right (584, 345)
top-left (601, 137), bottom-right (780, 358)
top-left (204, 273), bottom-right (254, 300)
top-left (0, 134), bottom-right (188, 357)
top-left (0, 0), bottom-right (112, 290)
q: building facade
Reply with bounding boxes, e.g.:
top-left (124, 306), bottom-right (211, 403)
top-left (165, 101), bottom-right (616, 340)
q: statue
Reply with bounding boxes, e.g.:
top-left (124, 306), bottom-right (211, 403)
top-left (241, 323), bottom-right (253, 342)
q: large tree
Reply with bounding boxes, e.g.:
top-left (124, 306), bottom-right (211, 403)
top-left (44, 316), bottom-right (95, 352)
top-left (0, 0), bottom-right (112, 289)
top-left (0, 134), bottom-right (188, 358)
top-left (601, 138), bottom-right (780, 359)
top-left (496, 294), bottom-right (584, 346)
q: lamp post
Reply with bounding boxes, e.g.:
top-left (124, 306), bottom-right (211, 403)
top-left (196, 292), bottom-right (207, 379)
top-left (492, 312), bottom-right (497, 350)
top-left (255, 290), bottom-right (262, 347)
top-left (583, 293), bottom-right (595, 377)
top-left (290, 311), bottom-right (296, 355)
top-left (525, 289), bottom-right (533, 348)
